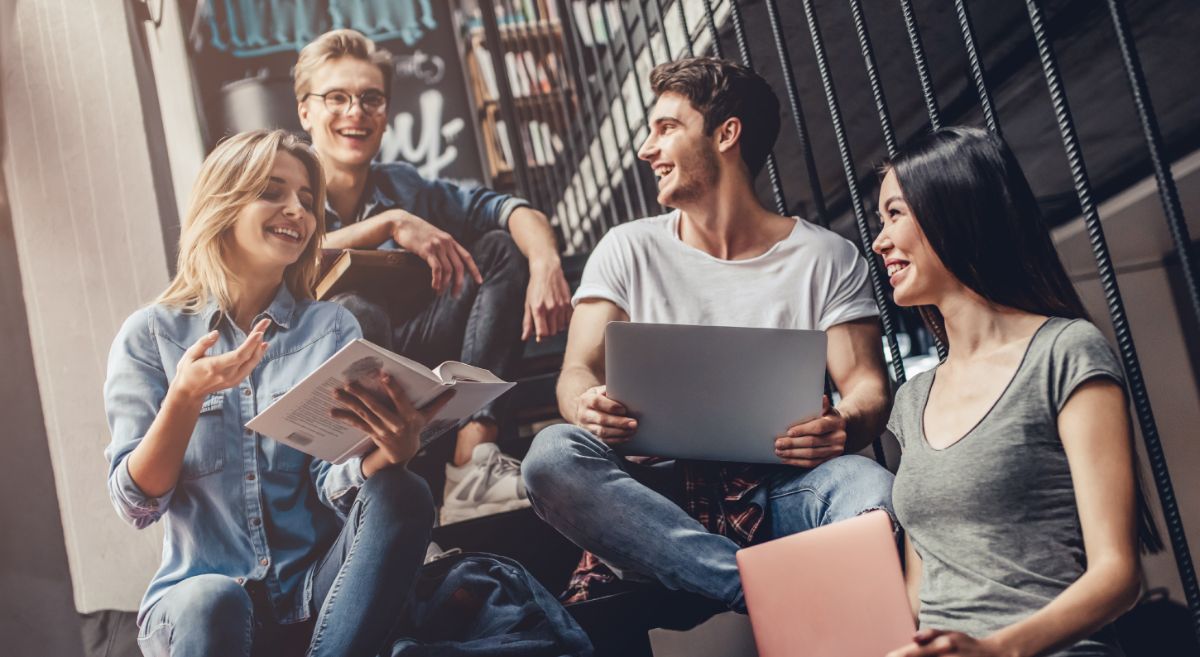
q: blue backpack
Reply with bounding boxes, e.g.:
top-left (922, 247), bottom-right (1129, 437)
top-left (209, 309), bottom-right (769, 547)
top-left (385, 552), bottom-right (593, 657)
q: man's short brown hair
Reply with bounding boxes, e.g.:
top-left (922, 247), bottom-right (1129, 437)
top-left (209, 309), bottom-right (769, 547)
top-left (293, 29), bottom-right (394, 100)
top-left (649, 57), bottom-right (780, 177)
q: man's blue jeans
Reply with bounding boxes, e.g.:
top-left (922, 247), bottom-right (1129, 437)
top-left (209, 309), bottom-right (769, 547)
top-left (521, 424), bottom-right (896, 612)
top-left (331, 230), bottom-right (528, 427)
top-left (136, 466), bottom-right (435, 657)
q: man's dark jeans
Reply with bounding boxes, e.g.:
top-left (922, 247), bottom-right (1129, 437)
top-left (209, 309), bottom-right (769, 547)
top-left (331, 230), bottom-right (528, 426)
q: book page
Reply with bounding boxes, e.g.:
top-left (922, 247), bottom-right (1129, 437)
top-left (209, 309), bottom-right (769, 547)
top-left (247, 340), bottom-right (513, 464)
top-left (433, 360), bottom-right (506, 384)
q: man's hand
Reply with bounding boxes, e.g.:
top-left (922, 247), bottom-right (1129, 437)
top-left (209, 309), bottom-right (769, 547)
top-left (390, 211), bottom-right (482, 296)
top-left (775, 395), bottom-right (847, 467)
top-left (523, 259), bottom-right (572, 341)
top-left (330, 371), bottom-right (455, 468)
top-left (573, 385), bottom-right (637, 445)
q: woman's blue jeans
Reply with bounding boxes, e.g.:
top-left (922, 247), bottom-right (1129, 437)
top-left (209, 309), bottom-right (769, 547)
top-left (136, 466), bottom-right (435, 657)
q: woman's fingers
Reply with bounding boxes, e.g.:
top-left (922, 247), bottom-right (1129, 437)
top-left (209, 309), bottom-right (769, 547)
top-left (334, 386), bottom-right (389, 436)
top-left (420, 389), bottom-right (456, 421)
top-left (344, 382), bottom-right (406, 433)
top-left (185, 330), bottom-right (220, 360)
top-left (378, 373), bottom-right (418, 418)
top-left (330, 407), bottom-right (373, 434)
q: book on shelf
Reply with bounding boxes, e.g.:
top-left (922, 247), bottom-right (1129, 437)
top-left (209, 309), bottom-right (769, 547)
top-left (472, 44), bottom-right (500, 99)
top-left (246, 339), bottom-right (514, 464)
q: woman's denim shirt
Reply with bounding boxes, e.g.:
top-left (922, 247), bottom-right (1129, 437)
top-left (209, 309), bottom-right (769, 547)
top-left (104, 285), bottom-right (364, 626)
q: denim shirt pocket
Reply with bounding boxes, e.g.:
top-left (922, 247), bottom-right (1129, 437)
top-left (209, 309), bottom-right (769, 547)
top-left (182, 393), bottom-right (228, 479)
top-left (264, 390), bottom-right (311, 473)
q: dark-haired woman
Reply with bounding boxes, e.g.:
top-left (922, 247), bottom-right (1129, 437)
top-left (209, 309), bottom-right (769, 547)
top-left (874, 127), bottom-right (1158, 657)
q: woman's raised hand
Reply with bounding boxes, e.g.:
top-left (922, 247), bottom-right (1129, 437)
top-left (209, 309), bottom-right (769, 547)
top-left (171, 318), bottom-right (271, 404)
top-left (330, 371), bottom-right (456, 468)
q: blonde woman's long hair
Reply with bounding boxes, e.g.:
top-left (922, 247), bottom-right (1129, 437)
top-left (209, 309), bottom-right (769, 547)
top-left (156, 130), bottom-right (326, 313)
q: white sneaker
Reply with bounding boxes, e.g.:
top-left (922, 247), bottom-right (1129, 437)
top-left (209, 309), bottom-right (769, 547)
top-left (440, 443), bottom-right (531, 525)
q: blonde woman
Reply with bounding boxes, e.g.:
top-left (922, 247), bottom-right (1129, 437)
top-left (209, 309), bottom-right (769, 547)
top-left (104, 130), bottom-right (451, 657)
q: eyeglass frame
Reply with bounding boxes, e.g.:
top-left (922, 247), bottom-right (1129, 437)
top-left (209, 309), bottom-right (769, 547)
top-left (302, 89), bottom-right (390, 116)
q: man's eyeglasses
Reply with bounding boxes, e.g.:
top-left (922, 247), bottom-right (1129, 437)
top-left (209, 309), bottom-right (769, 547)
top-left (304, 90), bottom-right (388, 116)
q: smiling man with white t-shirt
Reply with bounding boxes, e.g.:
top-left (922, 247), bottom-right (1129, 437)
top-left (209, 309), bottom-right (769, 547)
top-left (521, 57), bottom-right (896, 611)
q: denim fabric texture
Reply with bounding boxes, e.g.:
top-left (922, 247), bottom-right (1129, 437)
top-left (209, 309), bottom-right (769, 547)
top-left (324, 161), bottom-right (529, 251)
top-left (522, 424), bottom-right (896, 612)
top-left (386, 553), bottom-right (593, 657)
top-left (135, 466), bottom-right (436, 657)
top-left (332, 231), bottom-right (528, 426)
top-left (104, 285), bottom-right (367, 627)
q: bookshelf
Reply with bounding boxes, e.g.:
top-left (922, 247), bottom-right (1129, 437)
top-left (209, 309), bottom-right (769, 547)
top-left (452, 0), bottom-right (576, 190)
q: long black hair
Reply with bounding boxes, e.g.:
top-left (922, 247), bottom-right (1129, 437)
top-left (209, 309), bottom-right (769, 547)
top-left (886, 126), bottom-right (1162, 553)
top-left (884, 126), bottom-right (1086, 345)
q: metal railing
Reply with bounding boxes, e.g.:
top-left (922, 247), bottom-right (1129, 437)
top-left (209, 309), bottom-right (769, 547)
top-left (475, 0), bottom-right (1199, 639)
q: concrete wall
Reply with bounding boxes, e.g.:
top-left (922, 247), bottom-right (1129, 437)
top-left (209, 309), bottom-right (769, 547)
top-left (0, 0), bottom-right (174, 632)
top-left (0, 3), bottom-right (81, 649)
top-left (1053, 149), bottom-right (1200, 603)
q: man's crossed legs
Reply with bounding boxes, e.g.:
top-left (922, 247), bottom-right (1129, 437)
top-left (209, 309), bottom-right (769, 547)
top-left (522, 423), bottom-right (895, 611)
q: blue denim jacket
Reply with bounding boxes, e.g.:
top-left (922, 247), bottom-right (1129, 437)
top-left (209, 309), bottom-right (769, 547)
top-left (327, 161), bottom-right (529, 250)
top-left (104, 284), bottom-right (364, 626)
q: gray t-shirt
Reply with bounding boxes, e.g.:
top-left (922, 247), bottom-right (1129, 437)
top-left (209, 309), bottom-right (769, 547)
top-left (888, 318), bottom-right (1125, 657)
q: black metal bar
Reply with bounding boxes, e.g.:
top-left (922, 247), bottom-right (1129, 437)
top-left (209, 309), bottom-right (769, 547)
top-left (763, 0), bottom-right (829, 227)
top-left (954, 0), bottom-right (1001, 135)
top-left (800, 0), bottom-right (908, 392)
top-left (675, 0), bottom-right (696, 57)
top-left (594, 3), bottom-right (653, 218)
top-left (634, 1), bottom-right (661, 68)
top-left (1106, 0), bottom-right (1200, 359)
top-left (505, 0), bottom-right (592, 249)
top-left (899, 0), bottom-right (941, 129)
top-left (610, 4), bottom-right (653, 137)
top-left (1025, 0), bottom-right (1200, 638)
top-left (700, 0), bottom-right (723, 58)
top-left (559, 0), bottom-right (638, 229)
top-left (648, 0), bottom-right (672, 62)
top-left (615, 1), bottom-right (668, 218)
top-left (726, 0), bottom-right (787, 216)
top-left (542, 19), bottom-right (615, 250)
top-left (847, 0), bottom-right (898, 157)
top-left (480, 1), bottom-right (533, 198)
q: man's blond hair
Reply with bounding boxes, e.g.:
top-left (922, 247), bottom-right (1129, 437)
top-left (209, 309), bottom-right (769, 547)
top-left (156, 130), bottom-right (327, 314)
top-left (294, 29), bottom-right (394, 100)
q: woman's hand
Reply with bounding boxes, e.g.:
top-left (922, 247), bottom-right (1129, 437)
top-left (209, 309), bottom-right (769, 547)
top-left (170, 318), bottom-right (271, 404)
top-left (330, 371), bottom-right (455, 470)
top-left (886, 629), bottom-right (1017, 657)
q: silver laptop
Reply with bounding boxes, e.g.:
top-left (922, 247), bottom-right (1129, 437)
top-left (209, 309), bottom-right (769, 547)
top-left (604, 322), bottom-right (827, 464)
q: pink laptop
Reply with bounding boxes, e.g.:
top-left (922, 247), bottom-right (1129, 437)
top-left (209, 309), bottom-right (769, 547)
top-left (736, 510), bottom-right (915, 657)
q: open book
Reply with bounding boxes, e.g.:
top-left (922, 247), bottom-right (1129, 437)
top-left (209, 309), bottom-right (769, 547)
top-left (246, 340), bottom-right (514, 464)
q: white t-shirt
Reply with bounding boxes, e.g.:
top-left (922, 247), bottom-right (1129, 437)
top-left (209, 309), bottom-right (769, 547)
top-left (574, 211), bottom-right (878, 331)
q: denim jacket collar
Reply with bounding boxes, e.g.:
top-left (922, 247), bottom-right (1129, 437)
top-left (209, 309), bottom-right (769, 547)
top-left (325, 164), bottom-right (399, 228)
top-left (201, 284), bottom-right (298, 332)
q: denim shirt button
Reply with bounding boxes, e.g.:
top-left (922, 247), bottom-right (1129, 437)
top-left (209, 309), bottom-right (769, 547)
top-left (243, 388), bottom-right (252, 397)
top-left (244, 428), bottom-right (252, 436)
top-left (246, 473), bottom-right (256, 482)
top-left (251, 517), bottom-right (261, 527)
top-left (235, 577), bottom-right (245, 585)
top-left (259, 558), bottom-right (269, 566)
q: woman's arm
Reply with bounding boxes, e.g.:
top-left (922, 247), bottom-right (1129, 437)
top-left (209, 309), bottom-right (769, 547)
top-left (127, 321), bottom-right (270, 497)
top-left (904, 533), bottom-right (922, 622)
top-left (887, 378), bottom-right (1140, 657)
top-left (986, 378), bottom-right (1141, 656)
